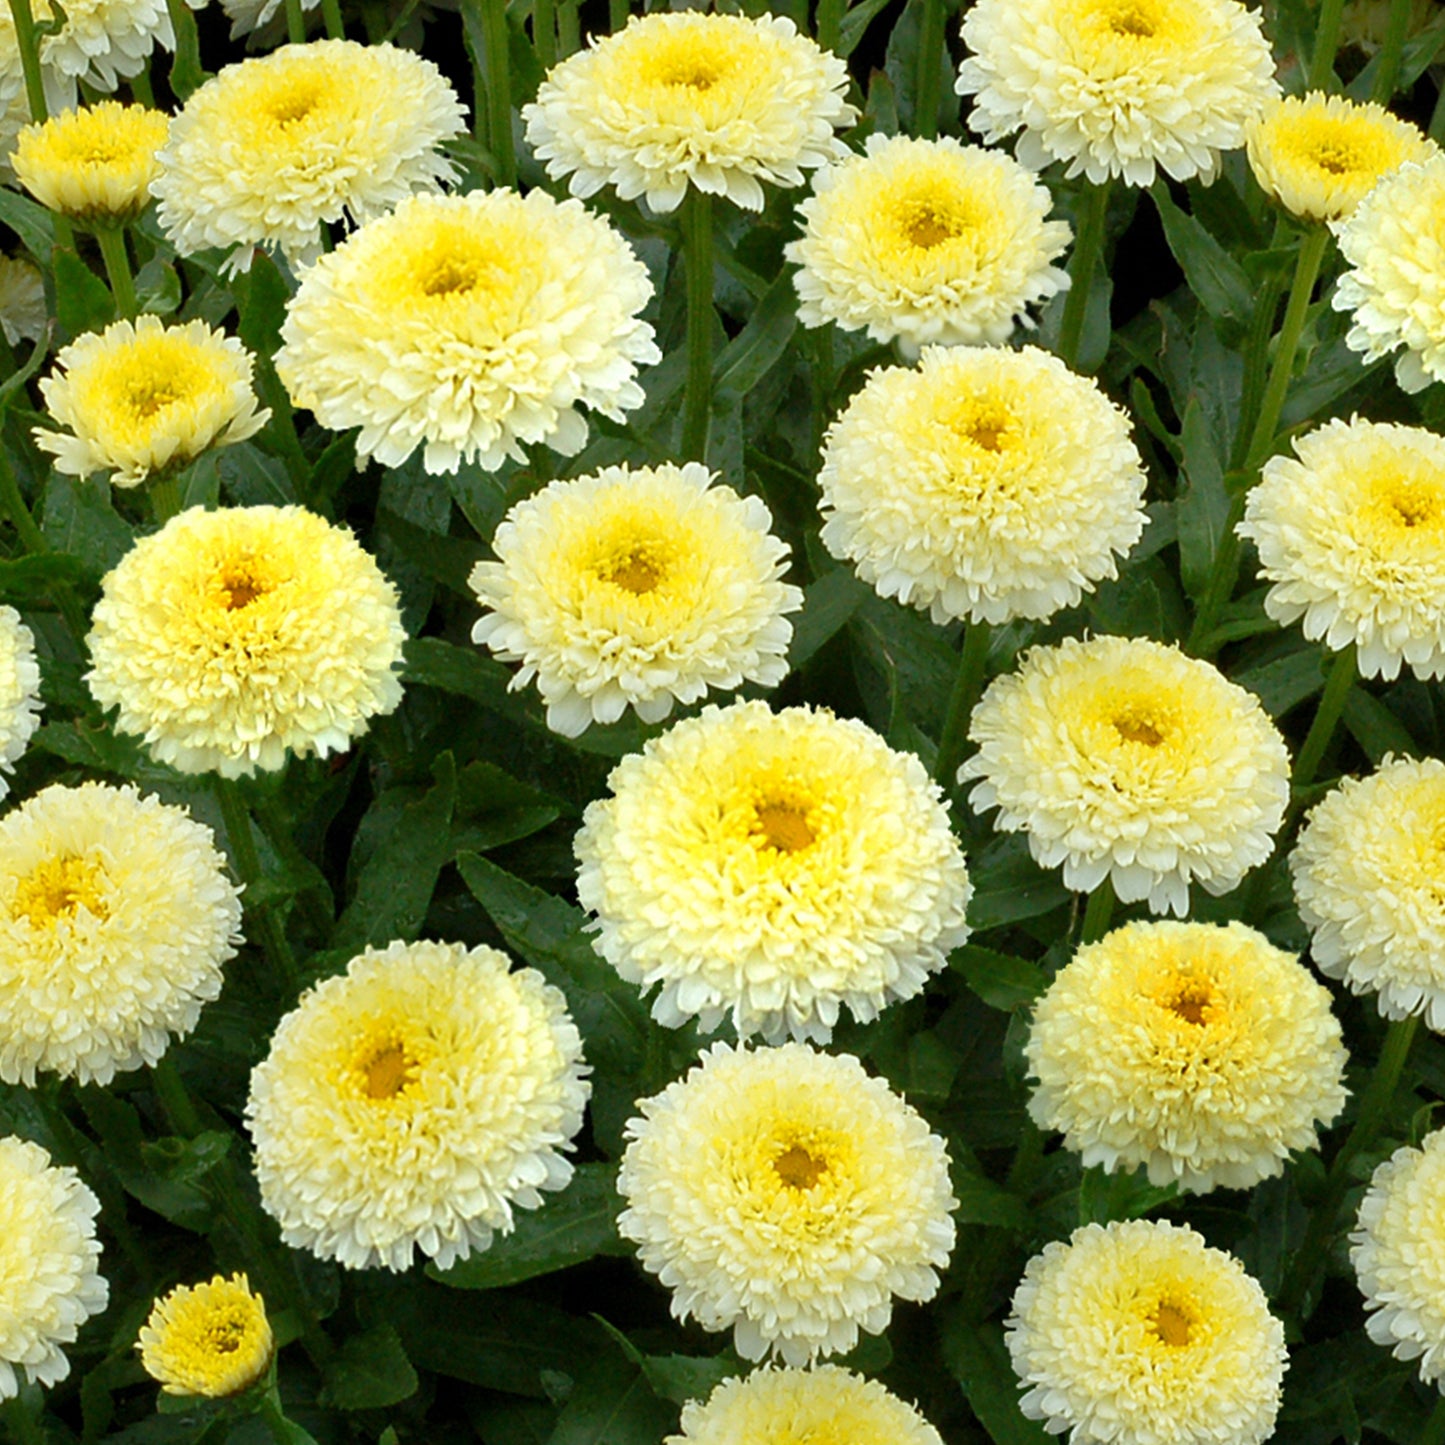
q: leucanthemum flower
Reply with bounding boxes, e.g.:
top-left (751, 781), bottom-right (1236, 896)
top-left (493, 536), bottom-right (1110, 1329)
top-left (1353, 1128), bottom-right (1445, 1386)
top-left (35, 316), bottom-right (268, 488)
top-left (217, 0), bottom-right (320, 39)
top-left (1239, 417), bottom-right (1445, 680)
top-left (575, 700), bottom-right (972, 1044)
top-left (0, 255), bottom-right (44, 345)
top-left (151, 40), bottom-right (466, 273)
top-left (961, 635), bottom-right (1291, 916)
top-left (0, 0), bottom-right (187, 92)
top-left (1008, 1220), bottom-right (1286, 1445)
top-left (12, 102), bottom-right (167, 224)
top-left (786, 133), bottom-right (1071, 355)
top-left (670, 1364), bottom-right (944, 1445)
top-left (0, 1136), bottom-right (108, 1402)
top-left (1246, 93), bottom-right (1435, 224)
top-left (617, 1041), bottom-right (956, 1365)
top-left (957, 0), bottom-right (1279, 186)
top-left (523, 11), bottom-right (855, 214)
top-left (818, 345), bottom-right (1145, 623)
top-left (86, 505), bottom-right (406, 776)
top-left (469, 462), bottom-right (802, 737)
top-left (247, 939), bottom-right (590, 1271)
top-left (1333, 153), bottom-right (1445, 391)
top-left (0, 606), bottom-right (40, 800)
top-left (138, 1274), bottom-right (273, 1397)
top-left (0, 781), bottom-right (243, 1085)
top-left (1028, 920), bottom-right (1347, 1192)
top-left (277, 189), bottom-right (659, 474)
top-left (1292, 755), bottom-right (1445, 1028)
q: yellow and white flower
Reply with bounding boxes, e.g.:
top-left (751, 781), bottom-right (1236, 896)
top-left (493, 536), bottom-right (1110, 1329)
top-left (138, 1275), bottom-right (273, 1397)
top-left (0, 0), bottom-right (187, 93)
top-left (0, 606), bottom-right (39, 801)
top-left (12, 101), bottom-right (166, 223)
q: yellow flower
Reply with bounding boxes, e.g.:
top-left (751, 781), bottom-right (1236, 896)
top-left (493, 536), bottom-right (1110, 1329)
top-left (0, 1136), bottom-right (108, 1401)
top-left (1240, 417), bottom-right (1445, 679)
top-left (523, 11), bottom-right (856, 214)
top-left (247, 940), bottom-right (590, 1271)
top-left (12, 101), bottom-right (166, 224)
top-left (961, 635), bottom-right (1291, 916)
top-left (1292, 756), bottom-right (1445, 1028)
top-left (818, 345), bottom-right (1145, 623)
top-left (1028, 920), bottom-right (1347, 1192)
top-left (0, 254), bottom-right (45, 345)
top-left (670, 1365), bottom-right (944, 1445)
top-left (617, 1041), bottom-right (956, 1365)
top-left (152, 40), bottom-right (466, 273)
top-left (86, 505), bottom-right (406, 776)
top-left (138, 1275), bottom-right (273, 1397)
top-left (786, 134), bottom-right (1071, 355)
top-left (1008, 1220), bottom-right (1286, 1445)
top-left (575, 700), bottom-right (972, 1044)
top-left (35, 316), bottom-right (268, 487)
top-left (276, 189), bottom-right (660, 474)
top-left (957, 0), bottom-right (1279, 186)
top-left (469, 462), bottom-right (802, 737)
top-left (0, 605), bottom-right (40, 801)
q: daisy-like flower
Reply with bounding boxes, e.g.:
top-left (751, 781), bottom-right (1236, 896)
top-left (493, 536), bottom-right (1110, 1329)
top-left (138, 1275), bottom-right (273, 1397)
top-left (217, 0), bottom-right (320, 39)
top-left (1008, 1220), bottom-right (1286, 1445)
top-left (35, 316), bottom-right (268, 488)
top-left (0, 255), bottom-right (44, 345)
top-left (671, 1365), bottom-right (944, 1445)
top-left (1333, 153), bottom-right (1445, 391)
top-left (151, 40), bottom-right (466, 273)
top-left (276, 189), bottom-right (660, 474)
top-left (575, 700), bottom-right (972, 1044)
top-left (961, 635), bottom-right (1291, 916)
top-left (786, 134), bottom-right (1071, 355)
top-left (957, 0), bottom-right (1279, 186)
top-left (247, 939), bottom-right (590, 1271)
top-left (818, 345), bottom-right (1145, 623)
top-left (12, 102), bottom-right (166, 224)
top-left (1028, 920), bottom-right (1347, 1192)
top-left (0, 606), bottom-right (40, 801)
top-left (522, 11), bottom-right (855, 215)
top-left (1292, 756), bottom-right (1445, 1028)
top-left (618, 1041), bottom-right (956, 1365)
top-left (469, 463), bottom-right (802, 737)
top-left (1239, 417), bottom-right (1445, 680)
top-left (0, 1136), bottom-right (108, 1402)
top-left (1246, 93), bottom-right (1435, 224)
top-left (0, 782), bottom-right (243, 1086)
top-left (0, 0), bottom-right (185, 93)
top-left (86, 505), bottom-right (406, 776)
top-left (1353, 1128), bottom-right (1445, 1385)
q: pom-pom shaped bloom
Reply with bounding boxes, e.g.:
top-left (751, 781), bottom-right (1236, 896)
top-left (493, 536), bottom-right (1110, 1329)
top-left (1247, 92), bottom-right (1434, 224)
top-left (957, 0), bottom-right (1279, 186)
top-left (961, 635), bottom-right (1290, 916)
top-left (247, 939), bottom-right (589, 1271)
top-left (276, 189), bottom-right (660, 474)
top-left (1292, 755), bottom-right (1445, 1028)
top-left (0, 605), bottom-right (40, 799)
top-left (2, 0), bottom-right (184, 91)
top-left (1240, 417), bottom-right (1445, 680)
top-left (575, 700), bottom-right (972, 1043)
top-left (670, 1364), bottom-right (944, 1445)
top-left (12, 101), bottom-right (166, 224)
top-left (1353, 1128), bottom-right (1445, 1385)
top-left (618, 1041), bottom-right (956, 1364)
top-left (0, 1136), bottom-right (107, 1401)
top-left (470, 463), bottom-right (801, 736)
top-left (86, 505), bottom-right (406, 776)
top-left (523, 11), bottom-right (855, 214)
top-left (152, 40), bottom-right (466, 273)
top-left (786, 134), bottom-right (1070, 355)
top-left (1028, 920), bottom-right (1347, 1192)
top-left (0, 255), bottom-right (45, 345)
top-left (0, 781), bottom-right (243, 1085)
top-left (1334, 153), bottom-right (1445, 392)
top-left (818, 345), bottom-right (1145, 624)
top-left (138, 1274), bottom-right (273, 1398)
top-left (1008, 1220), bottom-right (1286, 1445)
top-left (35, 316), bottom-right (268, 487)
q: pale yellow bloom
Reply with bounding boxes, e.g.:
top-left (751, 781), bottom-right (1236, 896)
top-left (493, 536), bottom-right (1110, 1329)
top-left (0, 0), bottom-right (187, 92)
top-left (0, 605), bottom-right (39, 801)
top-left (138, 1275), bottom-right (273, 1397)
top-left (13, 101), bottom-right (166, 223)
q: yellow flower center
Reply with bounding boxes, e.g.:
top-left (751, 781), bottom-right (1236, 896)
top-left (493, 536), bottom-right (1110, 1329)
top-left (357, 1039), bottom-right (419, 1100)
top-left (1112, 711), bottom-right (1166, 748)
top-left (1383, 481), bottom-right (1444, 530)
top-left (13, 854), bottom-right (109, 928)
top-left (1150, 1300), bottom-right (1193, 1347)
top-left (1102, 0), bottom-right (1160, 37)
top-left (419, 253), bottom-right (485, 299)
top-left (1159, 978), bottom-right (1217, 1026)
top-left (891, 187), bottom-right (977, 253)
top-left (627, 28), bottom-right (744, 102)
top-left (753, 800), bottom-right (816, 854)
top-left (944, 396), bottom-right (1019, 454)
top-left (773, 1144), bottom-right (827, 1190)
top-left (267, 80), bottom-right (322, 128)
top-left (221, 572), bottom-right (264, 610)
top-left (596, 544), bottom-right (667, 596)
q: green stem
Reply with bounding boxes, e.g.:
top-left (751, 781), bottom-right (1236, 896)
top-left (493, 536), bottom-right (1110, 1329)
top-left (1293, 643), bottom-right (1356, 793)
top-left (680, 189), bottom-right (715, 464)
top-left (1309, 0), bottom-right (1347, 89)
top-left (1231, 271), bottom-right (1287, 469)
top-left (933, 618), bottom-right (991, 787)
top-left (259, 1394), bottom-right (293, 1445)
top-left (808, 325), bottom-right (834, 460)
top-left (1372, 0), bottom-right (1413, 101)
top-left (556, 0), bottom-right (577, 53)
top-left (1186, 488), bottom-right (1248, 657)
top-left (283, 0), bottom-right (306, 43)
top-left (1057, 181), bottom-right (1112, 370)
top-left (319, 0), bottom-right (343, 37)
top-left (1422, 1395), bottom-right (1445, 1445)
top-left (480, 0), bottom-right (517, 188)
top-left (915, 0), bottom-right (946, 140)
top-left (152, 1055), bottom-right (204, 1136)
top-left (533, 0), bottom-right (555, 70)
top-left (128, 66), bottom-right (154, 106)
top-left (94, 227), bottom-right (136, 319)
top-left (149, 471), bottom-right (184, 523)
top-left (7, 0), bottom-right (47, 122)
top-left (816, 0), bottom-right (846, 52)
top-left (1431, 74), bottom-right (1445, 143)
top-left (608, 0), bottom-right (626, 31)
top-left (1080, 875), bottom-right (1116, 944)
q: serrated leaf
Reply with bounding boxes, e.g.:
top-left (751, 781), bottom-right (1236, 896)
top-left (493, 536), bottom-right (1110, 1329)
top-left (40, 472), bottom-right (134, 576)
top-left (320, 1323), bottom-right (418, 1410)
top-left (403, 636), bottom-right (534, 724)
top-left (837, 0), bottom-right (895, 54)
top-left (0, 552), bottom-right (90, 604)
top-left (954, 1167), bottom-right (1030, 1230)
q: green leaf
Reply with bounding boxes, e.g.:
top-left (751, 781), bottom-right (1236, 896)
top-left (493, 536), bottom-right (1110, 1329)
top-left (1176, 398), bottom-right (1230, 603)
top-left (216, 442), bottom-right (296, 506)
top-left (954, 1166), bottom-right (1030, 1230)
top-left (39, 472), bottom-right (134, 577)
top-left (787, 567), bottom-right (867, 673)
top-left (320, 1323), bottom-right (418, 1410)
top-left (33, 719), bottom-right (182, 788)
top-left (376, 505), bottom-right (485, 597)
top-left (1343, 689), bottom-right (1419, 765)
top-left (965, 835), bottom-right (1073, 930)
top-left (0, 552), bottom-right (90, 604)
top-left (940, 1311), bottom-right (1053, 1445)
top-left (544, 1339), bottom-right (676, 1445)
top-left (712, 269), bottom-right (798, 404)
top-left (951, 944), bottom-right (1047, 1012)
top-left (837, 0), bottom-right (896, 55)
top-left (1150, 184), bottom-right (1253, 324)
top-left (53, 247), bottom-right (117, 337)
top-left (0, 187), bottom-right (55, 261)
top-left (403, 636), bottom-right (534, 725)
top-left (1235, 647), bottom-right (1326, 719)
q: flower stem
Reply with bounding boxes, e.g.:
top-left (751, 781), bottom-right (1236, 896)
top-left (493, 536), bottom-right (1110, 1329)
top-left (1231, 271), bottom-right (1287, 469)
top-left (1292, 643), bottom-right (1356, 793)
top-left (149, 472), bottom-right (184, 523)
top-left (1309, 0), bottom-right (1347, 89)
top-left (1057, 181), bottom-right (1111, 371)
top-left (479, 0), bottom-right (517, 188)
top-left (152, 1054), bottom-right (205, 1136)
top-left (914, 0), bottom-right (946, 140)
top-left (95, 227), bottom-right (137, 319)
top-left (0, 444), bottom-right (88, 640)
top-left (680, 188), bottom-right (715, 464)
top-left (533, 0), bottom-right (555, 70)
top-left (1080, 874), bottom-right (1116, 944)
top-left (556, 0), bottom-right (577, 54)
top-left (283, 0), bottom-right (306, 42)
top-left (7, 0), bottom-right (47, 122)
top-left (1372, 0), bottom-right (1413, 101)
top-left (319, 0), bottom-right (343, 37)
top-left (816, 0), bottom-right (846, 52)
top-left (933, 618), bottom-right (991, 788)
top-left (1185, 488), bottom-right (1248, 657)
top-left (608, 0), bottom-right (626, 32)
top-left (259, 1393), bottom-right (293, 1445)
